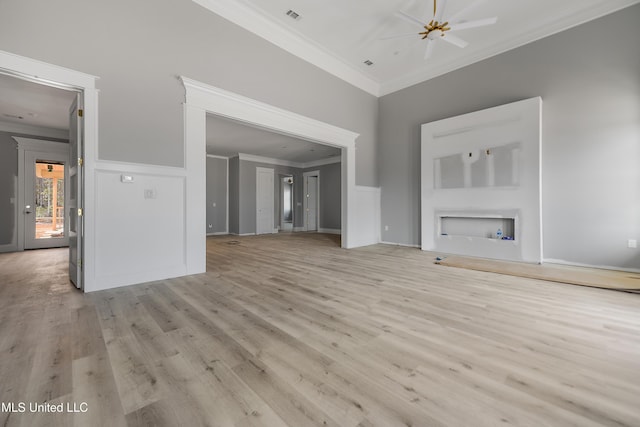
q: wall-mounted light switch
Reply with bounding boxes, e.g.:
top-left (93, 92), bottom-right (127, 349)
top-left (629, 239), bottom-right (637, 249)
top-left (212, 202), bottom-right (216, 207)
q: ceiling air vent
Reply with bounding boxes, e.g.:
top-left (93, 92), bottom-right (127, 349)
top-left (286, 10), bottom-right (301, 20)
top-left (363, 60), bottom-right (374, 66)
top-left (3, 113), bottom-right (24, 120)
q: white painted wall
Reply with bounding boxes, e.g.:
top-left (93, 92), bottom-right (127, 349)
top-left (350, 186), bottom-right (381, 248)
top-left (93, 162), bottom-right (188, 291)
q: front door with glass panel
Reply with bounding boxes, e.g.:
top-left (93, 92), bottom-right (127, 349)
top-left (24, 151), bottom-right (69, 249)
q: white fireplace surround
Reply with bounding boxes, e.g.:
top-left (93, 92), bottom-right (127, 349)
top-left (421, 97), bottom-right (542, 263)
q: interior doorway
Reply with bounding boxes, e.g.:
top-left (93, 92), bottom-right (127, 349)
top-left (0, 57), bottom-right (91, 290)
top-left (182, 76), bottom-right (359, 266)
top-left (280, 175), bottom-right (294, 232)
top-left (256, 167), bottom-right (275, 235)
top-left (303, 171), bottom-right (319, 232)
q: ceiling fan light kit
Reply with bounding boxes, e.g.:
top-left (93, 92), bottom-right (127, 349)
top-left (384, 0), bottom-right (498, 60)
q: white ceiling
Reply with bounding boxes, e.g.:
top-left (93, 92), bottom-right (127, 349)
top-left (206, 114), bottom-right (342, 163)
top-left (0, 72), bottom-right (76, 131)
top-left (195, 0), bottom-right (640, 96)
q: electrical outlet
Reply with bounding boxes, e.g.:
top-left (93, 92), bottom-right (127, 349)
top-left (144, 189), bottom-right (157, 199)
top-left (384, 225), bottom-right (389, 231)
top-left (212, 202), bottom-right (216, 207)
top-left (629, 239), bottom-right (637, 249)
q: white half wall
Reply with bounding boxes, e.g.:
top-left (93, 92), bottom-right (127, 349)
top-left (350, 185), bottom-right (381, 248)
top-left (92, 161), bottom-right (188, 291)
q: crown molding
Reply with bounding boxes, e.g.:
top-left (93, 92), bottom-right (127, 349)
top-left (238, 153), bottom-right (298, 168)
top-left (192, 0), bottom-right (380, 97)
top-left (380, 0), bottom-right (640, 95)
top-left (13, 136), bottom-right (69, 153)
top-left (192, 0), bottom-right (638, 98)
top-left (302, 155), bottom-right (341, 169)
top-left (0, 120), bottom-right (69, 140)
top-left (237, 153), bottom-right (341, 169)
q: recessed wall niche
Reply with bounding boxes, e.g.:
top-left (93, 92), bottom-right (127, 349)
top-left (421, 97), bottom-right (542, 263)
top-left (434, 142), bottom-right (522, 189)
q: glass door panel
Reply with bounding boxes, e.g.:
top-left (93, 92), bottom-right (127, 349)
top-left (35, 162), bottom-right (65, 239)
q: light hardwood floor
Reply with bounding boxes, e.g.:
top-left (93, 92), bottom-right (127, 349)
top-left (1, 233), bottom-right (639, 426)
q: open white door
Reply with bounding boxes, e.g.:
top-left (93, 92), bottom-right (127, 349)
top-left (256, 167), bottom-right (274, 235)
top-left (68, 94), bottom-right (83, 289)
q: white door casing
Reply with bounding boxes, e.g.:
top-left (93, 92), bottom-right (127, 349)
top-left (256, 167), bottom-right (274, 235)
top-left (180, 77), bottom-right (358, 250)
top-left (1, 50), bottom-right (98, 291)
top-left (14, 137), bottom-right (71, 252)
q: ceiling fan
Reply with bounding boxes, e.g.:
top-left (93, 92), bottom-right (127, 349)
top-left (381, 0), bottom-right (498, 59)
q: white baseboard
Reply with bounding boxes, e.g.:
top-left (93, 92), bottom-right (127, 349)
top-left (230, 232), bottom-right (256, 236)
top-left (380, 240), bottom-right (421, 248)
top-left (0, 244), bottom-right (18, 253)
top-left (207, 231), bottom-right (229, 236)
top-left (293, 227), bottom-right (305, 232)
top-left (543, 258), bottom-right (640, 274)
top-left (319, 228), bottom-right (341, 235)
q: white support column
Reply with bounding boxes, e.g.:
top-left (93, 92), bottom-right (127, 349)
top-left (183, 103), bottom-right (207, 274)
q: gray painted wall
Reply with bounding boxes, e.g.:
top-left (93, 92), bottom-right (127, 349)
top-left (232, 159), bottom-right (341, 235)
top-left (378, 5), bottom-right (640, 269)
top-left (206, 156), bottom-right (227, 234)
top-left (304, 162), bottom-right (342, 230)
top-left (238, 160), bottom-right (302, 235)
top-left (0, 131), bottom-right (68, 249)
top-left (228, 157), bottom-right (239, 235)
top-left (0, 132), bottom-right (18, 245)
top-left (0, 0), bottom-right (378, 186)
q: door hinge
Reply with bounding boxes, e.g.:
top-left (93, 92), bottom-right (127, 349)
top-left (78, 208), bottom-right (83, 217)
top-left (78, 109), bottom-right (83, 117)
top-left (78, 259), bottom-right (82, 268)
top-left (78, 158), bottom-right (83, 167)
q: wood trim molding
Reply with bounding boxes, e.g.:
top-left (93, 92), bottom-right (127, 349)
top-left (0, 49), bottom-right (99, 291)
top-left (181, 76), bottom-right (360, 248)
top-left (237, 153), bottom-right (341, 169)
top-left (0, 120), bottom-right (69, 140)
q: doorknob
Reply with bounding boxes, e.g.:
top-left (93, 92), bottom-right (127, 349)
top-left (25, 205), bottom-right (32, 214)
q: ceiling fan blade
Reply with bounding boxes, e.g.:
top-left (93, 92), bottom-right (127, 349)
top-left (395, 10), bottom-right (425, 27)
top-left (441, 33), bottom-right (469, 48)
top-left (424, 39), bottom-right (436, 59)
top-left (449, 17), bottom-right (497, 31)
top-left (448, 0), bottom-right (488, 22)
top-left (378, 32), bottom-right (419, 41)
top-left (434, 0), bottom-right (448, 22)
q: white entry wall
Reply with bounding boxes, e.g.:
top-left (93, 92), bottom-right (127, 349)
top-left (421, 97), bottom-right (542, 263)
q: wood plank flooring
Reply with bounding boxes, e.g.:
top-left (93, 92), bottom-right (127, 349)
top-left (1, 233), bottom-right (640, 426)
top-left (436, 255), bottom-right (640, 291)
